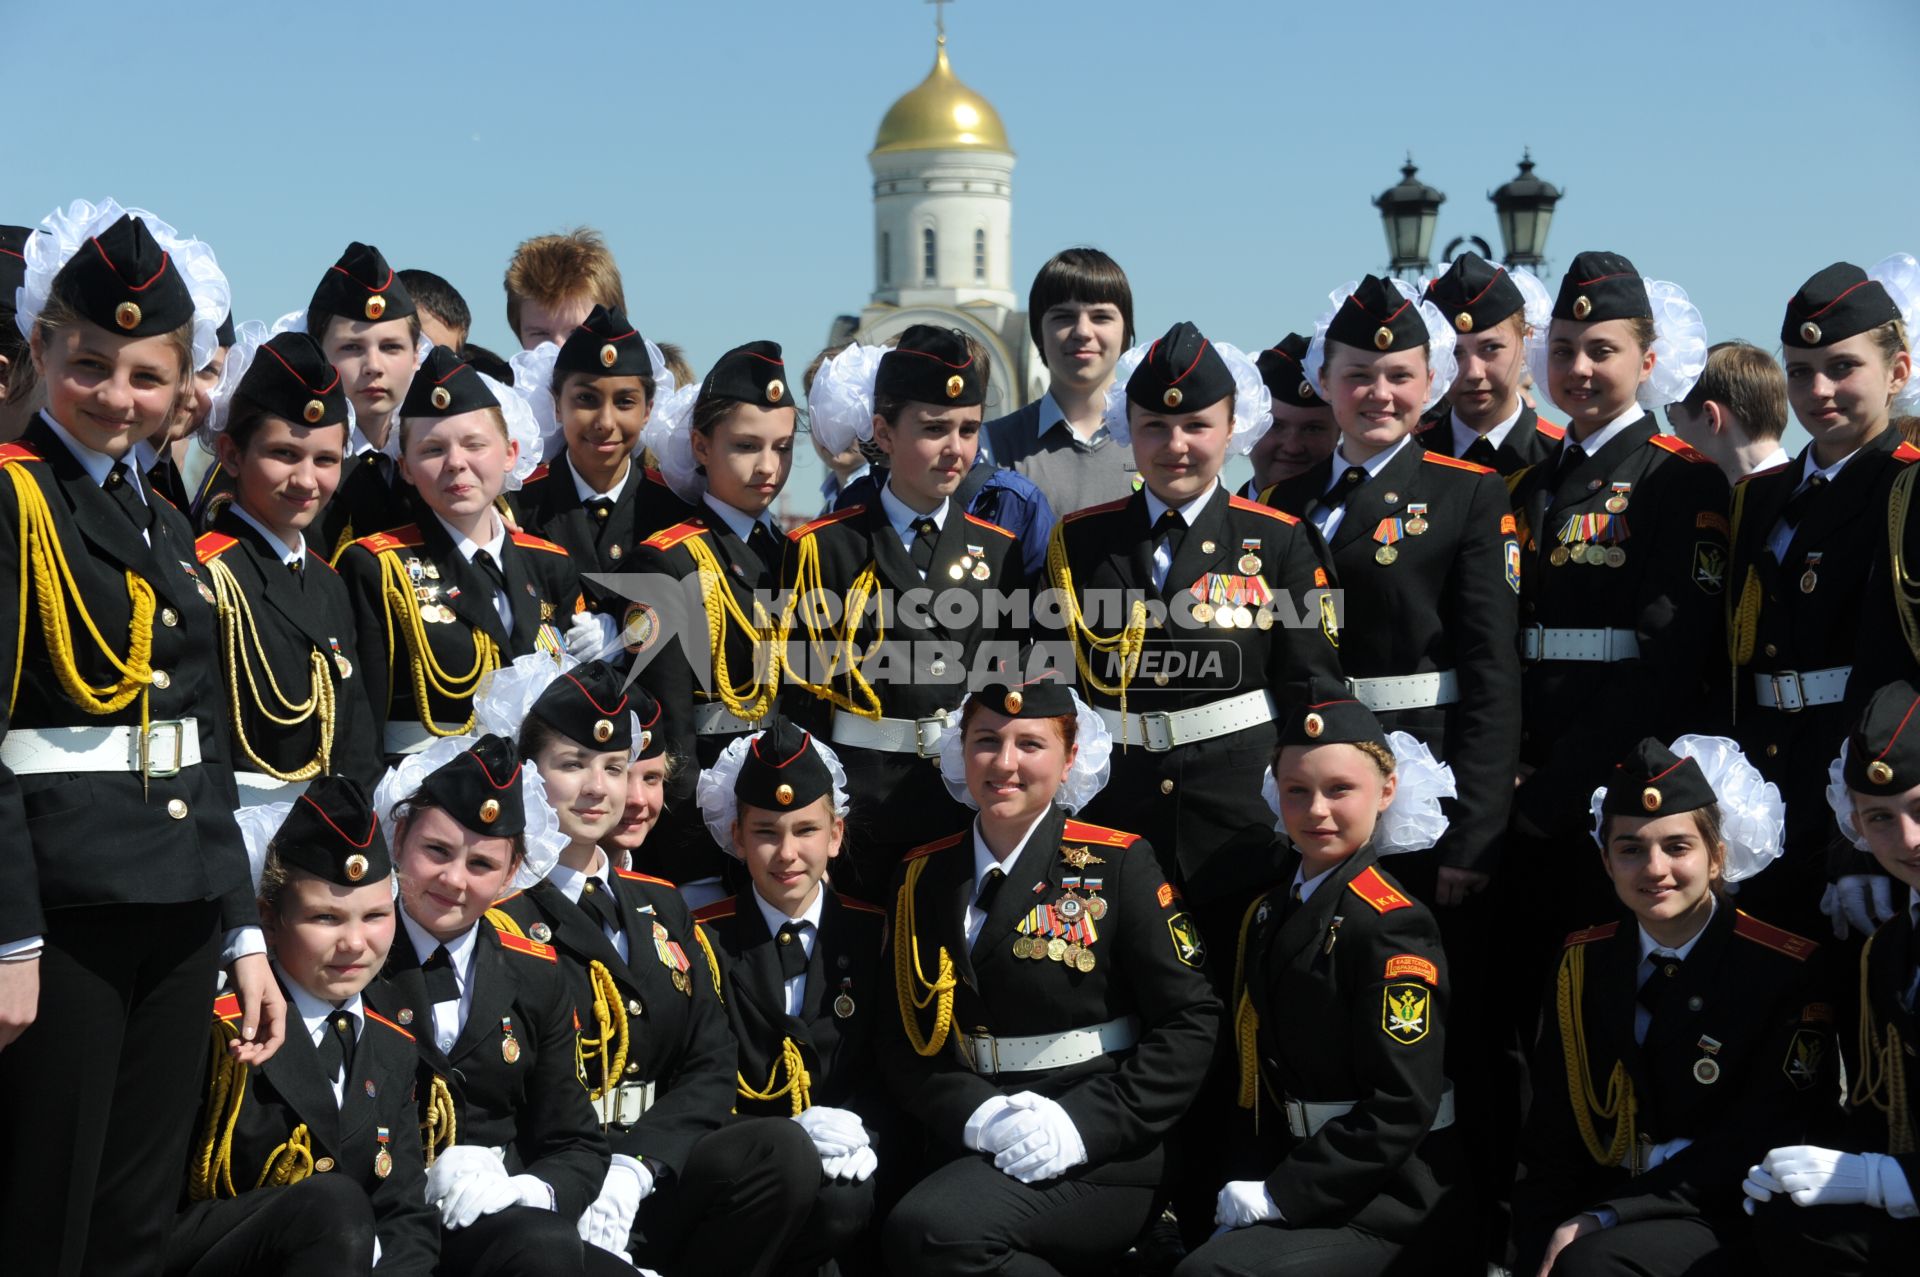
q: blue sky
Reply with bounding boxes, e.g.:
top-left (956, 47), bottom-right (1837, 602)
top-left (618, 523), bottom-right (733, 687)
top-left (14, 0), bottom-right (1917, 493)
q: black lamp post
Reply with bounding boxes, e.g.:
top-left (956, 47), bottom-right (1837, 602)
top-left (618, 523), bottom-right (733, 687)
top-left (1490, 149), bottom-right (1562, 270)
top-left (1374, 155), bottom-right (1445, 279)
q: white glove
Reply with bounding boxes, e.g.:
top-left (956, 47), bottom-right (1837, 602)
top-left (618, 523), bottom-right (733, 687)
top-left (991, 1093), bottom-right (1087, 1183)
top-left (577, 1154), bottom-right (652, 1256)
top-left (1822, 875), bottom-right (1899, 940)
top-left (444, 1170), bottom-right (549, 1230)
top-left (1760, 1146), bottom-right (1916, 1215)
top-left (1641, 1136), bottom-right (1693, 1172)
top-left (962, 1095), bottom-right (1020, 1153)
top-left (794, 1106), bottom-right (870, 1160)
top-left (426, 1146), bottom-right (508, 1229)
top-left (1214, 1180), bottom-right (1282, 1229)
top-left (1742, 1163), bottom-right (1787, 1214)
top-left (565, 611), bottom-right (620, 659)
top-left (821, 1144), bottom-right (880, 1182)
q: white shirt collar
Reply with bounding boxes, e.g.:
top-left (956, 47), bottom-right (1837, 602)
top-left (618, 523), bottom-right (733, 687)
top-left (879, 480), bottom-right (949, 538)
top-left (401, 911), bottom-right (480, 988)
top-left (752, 883), bottom-right (826, 938)
top-left (569, 454), bottom-right (631, 504)
top-left (971, 809), bottom-right (1051, 896)
top-left (701, 493), bottom-right (774, 544)
top-left (229, 502), bottom-right (307, 567)
top-left (1289, 860), bottom-right (1341, 904)
top-left (1637, 893), bottom-right (1718, 962)
top-left (1451, 403), bottom-right (1525, 457)
top-left (432, 510), bottom-right (507, 567)
top-left (547, 848), bottom-right (613, 906)
top-left (1036, 389), bottom-right (1110, 443)
top-left (1143, 477), bottom-right (1220, 528)
top-left (281, 969), bottom-right (363, 1044)
top-left (1323, 435), bottom-right (1411, 491)
top-left (41, 411), bottom-right (141, 492)
top-left (1563, 404), bottom-right (1646, 460)
top-left (1745, 445), bottom-right (1792, 477)
top-left (1799, 442), bottom-right (1862, 489)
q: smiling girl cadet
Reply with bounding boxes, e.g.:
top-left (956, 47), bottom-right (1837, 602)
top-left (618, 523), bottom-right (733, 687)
top-left (196, 326), bottom-right (381, 805)
top-left (789, 325), bottom-right (1020, 892)
top-left (0, 199), bottom-right (289, 1276)
top-left (1515, 735), bottom-right (1833, 1277)
top-left (881, 666), bottom-right (1220, 1275)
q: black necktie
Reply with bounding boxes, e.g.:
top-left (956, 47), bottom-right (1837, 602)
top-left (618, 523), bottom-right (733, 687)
top-left (579, 877), bottom-right (623, 935)
top-left (287, 558), bottom-right (305, 580)
top-left (1555, 444), bottom-right (1588, 485)
top-left (1780, 475), bottom-right (1829, 535)
top-left (104, 462), bottom-right (151, 533)
top-left (1464, 437), bottom-right (1499, 469)
top-left (473, 548), bottom-right (508, 596)
top-left (366, 452), bottom-right (394, 487)
top-left (909, 516), bottom-right (940, 576)
top-left (586, 497), bottom-right (615, 525)
top-left (776, 921), bottom-right (810, 980)
top-left (1322, 466), bottom-right (1368, 512)
top-left (748, 521), bottom-right (783, 572)
top-left (422, 946), bottom-right (459, 1006)
top-left (975, 867), bottom-right (1007, 918)
top-left (1638, 952), bottom-right (1685, 1019)
top-left (1279, 880), bottom-right (1306, 925)
top-left (314, 1010), bottom-right (357, 1087)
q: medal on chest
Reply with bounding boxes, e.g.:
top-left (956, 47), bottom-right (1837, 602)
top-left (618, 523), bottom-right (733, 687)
top-left (327, 636), bottom-right (353, 680)
top-left (373, 1126), bottom-right (394, 1179)
top-left (1371, 518), bottom-right (1405, 565)
top-left (1800, 552), bottom-right (1822, 594)
top-left (1405, 504), bottom-right (1430, 536)
top-left (1693, 1035), bottom-right (1723, 1085)
top-left (500, 1016), bottom-right (521, 1064)
top-left (833, 976), bottom-right (856, 1020)
top-left (653, 920), bottom-right (692, 995)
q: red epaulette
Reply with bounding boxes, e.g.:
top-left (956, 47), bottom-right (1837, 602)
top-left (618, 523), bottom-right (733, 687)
top-left (0, 442), bottom-right (41, 466)
top-left (1649, 434), bottom-right (1714, 464)
top-left (1346, 865), bottom-right (1414, 914)
top-left (1737, 461), bottom-right (1791, 490)
top-left (1061, 819), bottom-right (1141, 848)
top-left (1895, 442), bottom-right (1920, 464)
top-left (152, 491), bottom-right (180, 513)
top-left (492, 887), bottom-right (526, 907)
top-left (354, 525), bottom-right (425, 554)
top-left (494, 930), bottom-right (557, 962)
top-left (1535, 418), bottom-right (1567, 441)
top-left (642, 466), bottom-right (668, 485)
top-left (643, 519), bottom-right (708, 551)
top-left (366, 1009), bottom-right (414, 1041)
top-left (614, 868), bottom-right (676, 888)
top-left (692, 898), bottom-right (737, 923)
top-left (523, 463), bottom-right (550, 484)
top-left (1229, 494), bottom-right (1300, 525)
top-left (838, 895), bottom-right (887, 916)
top-left (1734, 911), bottom-right (1819, 961)
top-left (1413, 416), bottom-right (1444, 435)
top-left (213, 992), bottom-right (243, 1023)
top-left (195, 532), bottom-right (238, 564)
top-left (903, 831), bottom-right (966, 861)
top-left (510, 531), bottom-right (567, 555)
top-left (963, 512), bottom-right (1015, 539)
top-left (1563, 922), bottom-right (1620, 948)
top-left (789, 506), bottom-right (863, 539)
top-left (1422, 451), bottom-right (1495, 476)
top-left (1063, 496), bottom-right (1132, 523)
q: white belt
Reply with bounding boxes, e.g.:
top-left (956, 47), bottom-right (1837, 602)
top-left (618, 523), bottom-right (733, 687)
top-left (234, 773), bottom-right (310, 807)
top-left (1521, 625), bottom-right (1641, 663)
top-left (1286, 1083), bottom-right (1456, 1139)
top-left (595, 1080), bottom-right (656, 1129)
top-left (384, 722), bottom-right (474, 755)
top-left (959, 1015), bottom-right (1140, 1077)
top-left (1753, 666), bottom-right (1851, 712)
top-left (1096, 690), bottom-right (1275, 753)
top-left (1348, 670), bottom-right (1459, 712)
top-left (692, 702), bottom-right (769, 737)
top-left (1, 721), bottom-right (202, 777)
top-left (830, 711), bottom-right (950, 757)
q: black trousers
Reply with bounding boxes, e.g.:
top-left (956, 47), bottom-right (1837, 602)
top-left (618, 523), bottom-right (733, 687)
top-left (632, 1116), bottom-right (819, 1277)
top-left (1537, 1213), bottom-right (1739, 1276)
top-left (438, 1204), bottom-right (634, 1277)
top-left (781, 1174), bottom-right (878, 1276)
top-left (0, 899), bottom-right (221, 1277)
top-left (883, 1155), bottom-right (1157, 1276)
top-left (166, 1174), bottom-right (376, 1276)
top-left (1750, 1194), bottom-right (1910, 1277)
top-left (1174, 1221), bottom-right (1407, 1277)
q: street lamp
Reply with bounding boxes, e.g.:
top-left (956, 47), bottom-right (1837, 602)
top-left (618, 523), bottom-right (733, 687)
top-left (1490, 149), bottom-right (1562, 270)
top-left (1374, 155), bottom-right (1445, 279)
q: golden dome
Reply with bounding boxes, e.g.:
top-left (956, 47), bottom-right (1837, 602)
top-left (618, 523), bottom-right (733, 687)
top-left (872, 36), bottom-right (1011, 156)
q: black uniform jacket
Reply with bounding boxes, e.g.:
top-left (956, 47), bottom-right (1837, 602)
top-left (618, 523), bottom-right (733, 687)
top-left (629, 512), bottom-right (787, 884)
top-left (0, 418), bottom-right (252, 942)
top-left (1509, 419), bottom-right (1731, 834)
top-left (1233, 845), bottom-right (1460, 1239)
top-left (1414, 404), bottom-right (1565, 477)
top-left (200, 446), bottom-right (414, 561)
top-left (880, 811), bottom-right (1222, 1186)
top-left (693, 885), bottom-right (890, 1120)
top-left (380, 918), bottom-right (609, 1218)
top-left (1731, 432), bottom-right (1920, 851)
top-left (1048, 485), bottom-right (1343, 904)
top-left (509, 457), bottom-right (696, 614)
top-left (1262, 445), bottom-right (1522, 875)
top-left (493, 866), bottom-right (738, 1177)
top-left (1826, 911), bottom-right (1920, 1189)
top-left (336, 518), bottom-right (581, 753)
top-left (195, 509), bottom-right (381, 789)
top-left (172, 983), bottom-right (437, 1276)
top-left (1515, 903), bottom-right (1837, 1252)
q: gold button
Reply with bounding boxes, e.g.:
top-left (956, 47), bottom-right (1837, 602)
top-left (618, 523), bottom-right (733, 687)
top-left (160, 608), bottom-right (179, 628)
top-left (364, 295), bottom-right (386, 321)
top-left (1154, 672), bottom-right (1170, 686)
top-left (150, 670), bottom-right (170, 689)
top-left (1763, 643), bottom-right (1777, 658)
top-left (626, 1062), bottom-right (641, 1075)
top-left (1162, 387), bottom-right (1184, 409)
top-left (1454, 312), bottom-right (1474, 333)
top-left (167, 799), bottom-right (188, 819)
top-left (1159, 779), bottom-right (1174, 795)
top-left (627, 1000), bottom-right (643, 1016)
top-left (303, 399), bottom-right (326, 424)
top-left (1765, 744), bottom-right (1778, 758)
top-left (778, 931), bottom-right (792, 945)
top-left (430, 385), bottom-right (452, 411)
top-left (314, 1157), bottom-right (336, 1173)
top-left (1373, 325), bottom-right (1394, 351)
top-left (115, 301), bottom-right (143, 330)
top-left (1572, 296), bottom-right (1593, 321)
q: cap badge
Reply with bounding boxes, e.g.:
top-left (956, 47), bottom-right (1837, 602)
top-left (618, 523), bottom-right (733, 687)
top-left (593, 719), bottom-right (614, 744)
top-left (1303, 712), bottom-right (1324, 739)
top-left (640, 729), bottom-right (653, 752)
top-left (344, 854), bottom-right (369, 882)
top-left (430, 385), bottom-right (452, 411)
top-left (766, 378), bottom-right (785, 404)
top-left (1642, 786), bottom-right (1663, 813)
top-left (303, 399), bottom-right (327, 425)
top-left (1454, 312), bottom-right (1474, 334)
top-left (479, 798), bottom-right (501, 824)
top-left (1372, 326), bottom-right (1394, 351)
top-left (1799, 321), bottom-right (1822, 345)
top-left (775, 783), bottom-right (795, 806)
top-left (1162, 387), bottom-right (1183, 409)
top-left (1003, 690), bottom-right (1024, 715)
top-left (1572, 296), bottom-right (1593, 321)
top-left (1867, 760), bottom-right (1895, 785)
top-left (945, 374), bottom-right (966, 400)
top-left (1298, 379), bottom-right (1315, 401)
top-left (364, 295), bottom-right (387, 321)
top-left (115, 301), bottom-right (142, 331)
top-left (599, 343), bottom-right (619, 368)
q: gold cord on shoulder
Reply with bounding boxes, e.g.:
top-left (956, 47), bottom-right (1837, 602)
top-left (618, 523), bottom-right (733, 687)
top-left (1851, 931), bottom-right (1915, 1154)
top-left (1045, 523), bottom-right (1147, 739)
top-left (1889, 465), bottom-right (1920, 668)
top-left (783, 534), bottom-right (884, 719)
top-left (892, 855), bottom-right (955, 1057)
top-left (684, 534), bottom-right (788, 721)
top-left (379, 550), bottom-right (496, 735)
top-left (737, 1036), bottom-right (814, 1115)
top-left (1556, 943), bottom-right (1637, 1167)
top-left (207, 557), bottom-right (335, 779)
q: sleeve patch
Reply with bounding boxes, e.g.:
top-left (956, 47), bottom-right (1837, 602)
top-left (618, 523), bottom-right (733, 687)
top-left (1382, 984), bottom-right (1432, 1044)
top-left (1782, 1027), bottom-right (1827, 1091)
top-left (1313, 567), bottom-right (1329, 588)
top-left (213, 993), bottom-right (243, 1023)
top-left (1156, 882), bottom-right (1179, 908)
top-left (1167, 912), bottom-right (1206, 968)
top-left (1693, 542), bottom-right (1726, 594)
top-left (1384, 954), bottom-right (1439, 986)
top-left (1505, 539), bottom-right (1521, 594)
top-left (1499, 514), bottom-right (1517, 535)
top-left (1695, 511), bottom-right (1731, 537)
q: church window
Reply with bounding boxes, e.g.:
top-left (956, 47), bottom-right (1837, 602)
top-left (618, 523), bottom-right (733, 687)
top-left (973, 229), bottom-right (987, 282)
top-left (922, 227), bottom-right (937, 282)
top-left (879, 232), bottom-right (890, 285)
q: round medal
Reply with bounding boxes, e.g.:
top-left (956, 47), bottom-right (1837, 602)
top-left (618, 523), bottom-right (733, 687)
top-left (1086, 896), bottom-right (1108, 921)
top-left (1238, 553), bottom-right (1262, 575)
top-left (1231, 606), bottom-right (1253, 629)
top-left (374, 1148), bottom-right (394, 1180)
top-left (333, 653), bottom-right (353, 679)
top-left (1191, 602), bottom-right (1215, 625)
top-left (1549, 546), bottom-right (1570, 567)
top-left (1605, 495), bottom-right (1628, 513)
top-left (1606, 546), bottom-right (1627, 568)
top-left (502, 1036), bottom-right (521, 1065)
top-left (1692, 1058), bottom-right (1721, 1085)
top-left (1254, 608), bottom-right (1274, 630)
top-left (1375, 545), bottom-right (1398, 566)
top-left (833, 993), bottom-right (856, 1019)
top-left (973, 562), bottom-right (991, 581)
top-left (1406, 517), bottom-right (1429, 536)
top-left (1800, 570), bottom-right (1818, 594)
top-left (672, 969), bottom-right (691, 995)
top-left (1012, 935), bottom-right (1032, 959)
top-left (198, 581), bottom-right (217, 605)
top-left (1045, 938), bottom-right (1068, 962)
top-left (1075, 948), bottom-right (1097, 973)
top-left (1056, 895), bottom-right (1084, 922)
top-left (948, 564), bottom-right (965, 581)
top-left (530, 922), bottom-right (552, 944)
top-left (1214, 607), bottom-right (1236, 628)
top-left (1062, 943), bottom-right (1083, 967)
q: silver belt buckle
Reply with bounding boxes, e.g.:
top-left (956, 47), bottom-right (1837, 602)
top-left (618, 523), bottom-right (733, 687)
top-left (140, 720), bottom-right (187, 778)
top-left (1139, 711), bottom-right (1175, 752)
top-left (965, 1028), bottom-right (1000, 1076)
top-left (1522, 623), bottom-right (1545, 661)
top-left (915, 715), bottom-right (947, 758)
top-left (1771, 671), bottom-right (1805, 712)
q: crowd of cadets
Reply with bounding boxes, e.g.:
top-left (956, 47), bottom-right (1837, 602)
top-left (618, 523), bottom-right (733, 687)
top-left (2, 199), bottom-right (1920, 1277)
